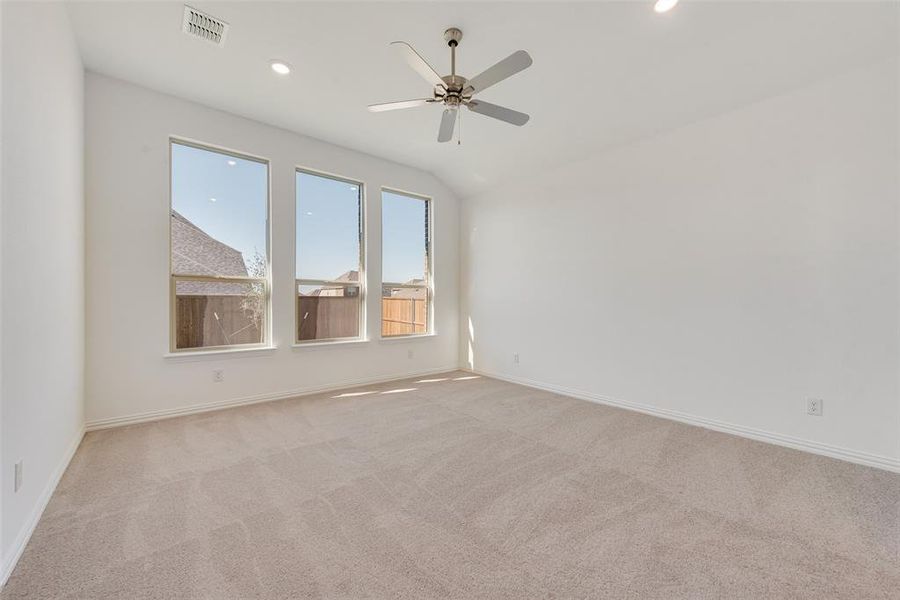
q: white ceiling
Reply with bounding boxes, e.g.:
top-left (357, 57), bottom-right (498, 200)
top-left (67, 1), bottom-right (898, 198)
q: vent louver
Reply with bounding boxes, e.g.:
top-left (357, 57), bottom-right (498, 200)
top-left (182, 6), bottom-right (229, 46)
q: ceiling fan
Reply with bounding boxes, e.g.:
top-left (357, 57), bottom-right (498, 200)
top-left (368, 28), bottom-right (532, 143)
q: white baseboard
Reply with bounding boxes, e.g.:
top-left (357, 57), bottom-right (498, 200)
top-left (1, 425), bottom-right (86, 588)
top-left (86, 365), bottom-right (461, 431)
top-left (469, 368), bottom-right (900, 474)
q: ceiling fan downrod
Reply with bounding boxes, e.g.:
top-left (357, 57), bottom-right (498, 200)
top-left (441, 28), bottom-right (467, 109)
top-left (445, 27), bottom-right (462, 77)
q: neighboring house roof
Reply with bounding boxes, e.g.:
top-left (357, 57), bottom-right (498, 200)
top-left (302, 271), bottom-right (426, 299)
top-left (303, 270), bottom-right (360, 297)
top-left (171, 210), bottom-right (251, 296)
top-left (387, 279), bottom-right (427, 299)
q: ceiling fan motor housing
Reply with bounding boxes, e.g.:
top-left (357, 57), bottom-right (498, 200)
top-left (438, 75), bottom-right (470, 102)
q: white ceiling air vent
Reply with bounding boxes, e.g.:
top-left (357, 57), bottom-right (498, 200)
top-left (182, 6), bottom-right (229, 47)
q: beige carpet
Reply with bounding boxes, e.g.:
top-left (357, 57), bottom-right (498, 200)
top-left (2, 371), bottom-right (898, 599)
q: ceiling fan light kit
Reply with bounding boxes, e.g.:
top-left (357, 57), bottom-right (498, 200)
top-left (368, 27), bottom-right (533, 143)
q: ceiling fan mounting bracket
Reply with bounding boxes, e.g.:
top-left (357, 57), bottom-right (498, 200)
top-left (443, 27), bottom-right (463, 47)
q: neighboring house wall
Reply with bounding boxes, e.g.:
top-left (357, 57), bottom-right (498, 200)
top-left (85, 73), bottom-right (460, 426)
top-left (1, 0), bottom-right (85, 581)
top-left (461, 59), bottom-right (900, 469)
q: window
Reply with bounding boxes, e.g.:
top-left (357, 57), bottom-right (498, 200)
top-left (296, 170), bottom-right (364, 342)
top-left (170, 141), bottom-right (269, 351)
top-left (381, 189), bottom-right (431, 337)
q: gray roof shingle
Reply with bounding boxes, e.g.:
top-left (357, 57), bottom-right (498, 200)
top-left (171, 210), bottom-right (253, 296)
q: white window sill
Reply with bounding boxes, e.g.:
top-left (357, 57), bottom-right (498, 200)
top-left (164, 346), bottom-right (278, 362)
top-left (292, 339), bottom-right (369, 350)
top-left (378, 333), bottom-right (436, 343)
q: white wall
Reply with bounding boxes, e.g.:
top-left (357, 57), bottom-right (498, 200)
top-left (85, 73), bottom-right (459, 426)
top-left (461, 59), bottom-right (900, 469)
top-left (1, 0), bottom-right (85, 578)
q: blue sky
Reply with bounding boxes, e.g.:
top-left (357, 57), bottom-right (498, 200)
top-left (381, 190), bottom-right (428, 283)
top-left (171, 143), bottom-right (267, 265)
top-left (297, 174), bottom-right (428, 283)
top-left (172, 142), bottom-right (428, 283)
top-left (296, 172), bottom-right (360, 280)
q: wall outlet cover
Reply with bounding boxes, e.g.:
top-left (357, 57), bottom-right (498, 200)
top-left (807, 398), bottom-right (824, 416)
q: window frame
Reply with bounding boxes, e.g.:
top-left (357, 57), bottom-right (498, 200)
top-left (294, 166), bottom-right (367, 345)
top-left (380, 186), bottom-right (433, 339)
top-left (168, 137), bottom-right (273, 354)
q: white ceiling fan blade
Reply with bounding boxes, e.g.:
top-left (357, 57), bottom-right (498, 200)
top-left (437, 108), bottom-right (457, 143)
top-left (466, 100), bottom-right (529, 126)
top-left (465, 50), bottom-right (532, 94)
top-left (368, 99), bottom-right (434, 112)
top-left (391, 41), bottom-right (445, 88)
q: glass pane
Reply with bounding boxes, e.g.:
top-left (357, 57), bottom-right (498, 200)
top-left (298, 283), bottom-right (360, 341)
top-left (382, 191), bottom-right (428, 284)
top-left (382, 285), bottom-right (427, 337)
top-left (174, 280), bottom-right (265, 349)
top-left (171, 143), bottom-right (268, 278)
top-left (296, 172), bottom-right (361, 282)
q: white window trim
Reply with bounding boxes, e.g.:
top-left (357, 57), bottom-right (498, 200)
top-left (380, 187), bottom-right (434, 339)
top-left (168, 137), bottom-right (273, 355)
top-left (163, 345), bottom-right (278, 362)
top-left (294, 166), bottom-right (367, 345)
top-left (291, 338), bottom-right (370, 351)
top-left (377, 333), bottom-right (436, 343)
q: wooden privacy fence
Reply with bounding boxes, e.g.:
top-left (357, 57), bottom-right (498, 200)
top-left (176, 295), bottom-right (427, 347)
top-left (297, 295), bottom-right (427, 339)
top-left (297, 296), bottom-right (359, 340)
top-left (381, 297), bottom-right (427, 336)
top-left (175, 296), bottom-right (262, 349)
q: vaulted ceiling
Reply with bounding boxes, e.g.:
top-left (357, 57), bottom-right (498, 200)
top-left (67, 1), bottom-right (898, 197)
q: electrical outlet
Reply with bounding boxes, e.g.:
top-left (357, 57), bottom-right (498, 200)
top-left (513, 353), bottom-right (519, 364)
top-left (14, 460), bottom-right (23, 492)
top-left (807, 398), bottom-right (823, 416)
top-left (213, 369), bottom-right (224, 383)
top-left (407, 349), bottom-right (414, 359)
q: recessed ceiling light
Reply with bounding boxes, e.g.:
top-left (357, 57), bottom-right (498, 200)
top-left (306, 211), bottom-right (313, 216)
top-left (270, 60), bottom-right (291, 75)
top-left (654, 0), bottom-right (679, 13)
top-left (227, 160), bottom-right (236, 166)
top-left (210, 197), bottom-right (217, 203)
